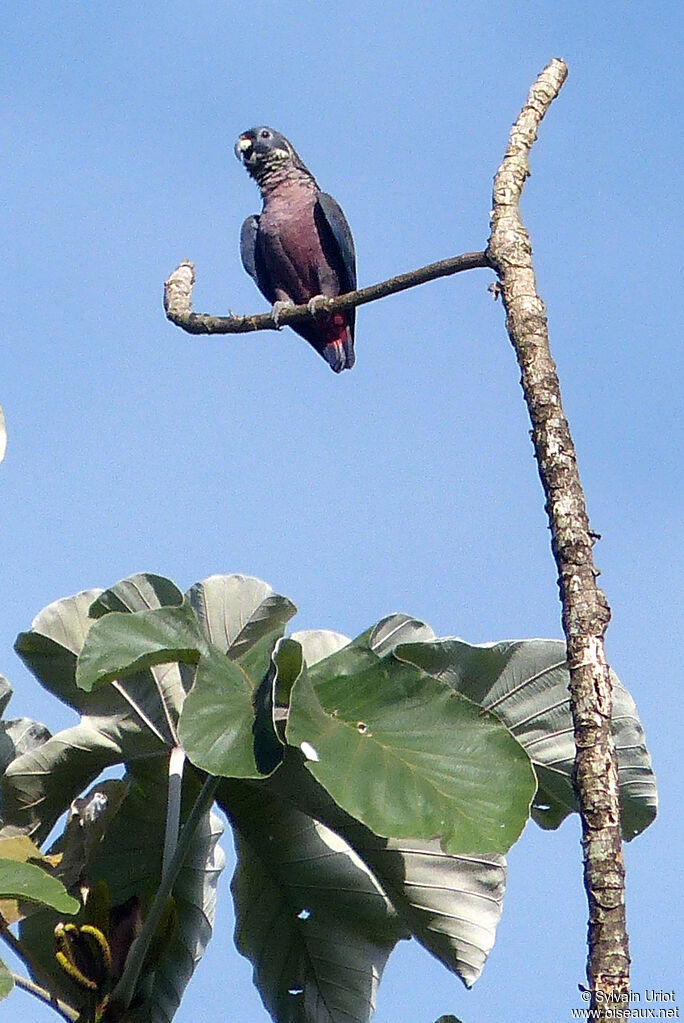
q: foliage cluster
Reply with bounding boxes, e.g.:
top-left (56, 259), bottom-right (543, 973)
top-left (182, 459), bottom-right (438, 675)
top-left (0, 573), bottom-right (656, 1022)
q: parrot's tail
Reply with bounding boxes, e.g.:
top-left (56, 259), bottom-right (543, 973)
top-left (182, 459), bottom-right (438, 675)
top-left (322, 317), bottom-right (355, 373)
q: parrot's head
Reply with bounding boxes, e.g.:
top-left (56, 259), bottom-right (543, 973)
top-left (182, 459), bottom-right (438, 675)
top-left (234, 127), bottom-right (309, 186)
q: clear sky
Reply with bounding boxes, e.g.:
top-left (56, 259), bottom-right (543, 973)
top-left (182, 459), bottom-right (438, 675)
top-left (1, 3), bottom-right (681, 1021)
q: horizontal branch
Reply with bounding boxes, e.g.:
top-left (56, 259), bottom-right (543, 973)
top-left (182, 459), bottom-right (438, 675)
top-left (164, 251), bottom-right (492, 336)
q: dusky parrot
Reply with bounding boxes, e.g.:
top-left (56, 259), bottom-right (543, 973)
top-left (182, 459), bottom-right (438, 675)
top-left (235, 127), bottom-right (357, 373)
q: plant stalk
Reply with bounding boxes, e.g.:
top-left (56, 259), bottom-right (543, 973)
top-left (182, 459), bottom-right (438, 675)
top-left (109, 772), bottom-right (220, 1012)
top-left (11, 972), bottom-right (79, 1022)
top-left (162, 746), bottom-right (186, 877)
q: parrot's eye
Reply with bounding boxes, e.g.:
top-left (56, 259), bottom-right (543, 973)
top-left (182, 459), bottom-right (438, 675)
top-left (260, 129), bottom-right (271, 139)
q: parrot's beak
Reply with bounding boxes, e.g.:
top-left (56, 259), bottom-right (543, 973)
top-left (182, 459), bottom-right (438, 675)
top-left (234, 136), bottom-right (253, 162)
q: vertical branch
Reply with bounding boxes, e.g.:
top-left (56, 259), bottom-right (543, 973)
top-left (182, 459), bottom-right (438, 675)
top-left (486, 59), bottom-right (629, 1011)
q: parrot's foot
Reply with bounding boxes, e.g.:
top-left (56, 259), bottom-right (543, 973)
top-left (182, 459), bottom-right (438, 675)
top-left (271, 299), bottom-right (295, 328)
top-left (307, 295), bottom-right (332, 319)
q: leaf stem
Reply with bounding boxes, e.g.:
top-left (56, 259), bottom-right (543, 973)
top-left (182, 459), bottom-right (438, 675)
top-left (11, 972), bottom-right (79, 1022)
top-left (109, 771), bottom-right (220, 1011)
top-left (162, 746), bottom-right (186, 876)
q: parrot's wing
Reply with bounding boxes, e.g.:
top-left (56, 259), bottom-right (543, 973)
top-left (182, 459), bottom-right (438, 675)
top-left (240, 213), bottom-right (278, 303)
top-left (239, 215), bottom-right (260, 283)
top-left (315, 192), bottom-right (357, 294)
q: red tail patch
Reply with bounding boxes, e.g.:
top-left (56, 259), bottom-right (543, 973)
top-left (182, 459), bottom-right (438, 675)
top-left (323, 314), bottom-right (355, 373)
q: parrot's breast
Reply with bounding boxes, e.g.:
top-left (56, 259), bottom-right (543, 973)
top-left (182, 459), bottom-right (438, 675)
top-left (258, 189), bottom-right (340, 304)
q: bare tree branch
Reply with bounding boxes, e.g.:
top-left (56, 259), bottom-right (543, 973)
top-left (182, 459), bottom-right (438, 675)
top-left (164, 252), bottom-right (491, 336)
top-left (487, 58), bottom-right (629, 1013)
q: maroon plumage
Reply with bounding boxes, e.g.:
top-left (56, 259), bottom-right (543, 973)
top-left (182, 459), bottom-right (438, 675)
top-left (235, 127), bottom-right (356, 372)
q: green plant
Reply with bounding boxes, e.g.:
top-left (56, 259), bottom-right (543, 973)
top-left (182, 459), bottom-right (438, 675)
top-left (0, 572), bottom-right (656, 1022)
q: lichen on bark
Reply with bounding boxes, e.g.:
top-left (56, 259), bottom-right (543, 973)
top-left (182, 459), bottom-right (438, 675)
top-left (486, 58), bottom-right (630, 1013)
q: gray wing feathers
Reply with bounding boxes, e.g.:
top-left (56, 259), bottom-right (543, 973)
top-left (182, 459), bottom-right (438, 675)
top-left (316, 192), bottom-right (357, 292)
top-left (239, 215), bottom-right (260, 284)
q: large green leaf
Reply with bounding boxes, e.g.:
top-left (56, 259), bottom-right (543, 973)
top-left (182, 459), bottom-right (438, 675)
top-left (13, 586), bottom-right (187, 731)
top-left (90, 574), bottom-right (185, 618)
top-left (5, 575), bottom-right (298, 836)
top-left (185, 574), bottom-right (296, 662)
top-left (220, 778), bottom-right (404, 1023)
top-left (84, 574), bottom-right (194, 709)
top-left (250, 626), bottom-right (507, 985)
top-left (0, 858), bottom-right (78, 914)
top-left (78, 572), bottom-right (296, 777)
top-left (0, 676), bottom-right (51, 787)
top-left (1, 718), bottom-right (164, 846)
top-left (177, 647), bottom-right (265, 778)
top-left (14, 589), bottom-right (104, 711)
top-left (76, 603), bottom-right (206, 691)
top-left (287, 636), bottom-right (535, 855)
top-left (0, 716), bottom-right (52, 781)
top-left (270, 624), bottom-right (510, 983)
top-left (5, 576), bottom-right (207, 842)
top-left (6, 588), bottom-right (180, 841)
top-left (264, 751), bottom-right (506, 989)
top-left (394, 637), bottom-right (657, 839)
top-left (178, 576), bottom-right (297, 779)
top-left (0, 833), bottom-right (72, 923)
top-left (361, 840), bottom-right (505, 989)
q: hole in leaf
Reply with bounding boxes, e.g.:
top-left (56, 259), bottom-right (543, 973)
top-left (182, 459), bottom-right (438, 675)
top-left (297, 908), bottom-right (311, 920)
top-left (357, 721), bottom-right (368, 734)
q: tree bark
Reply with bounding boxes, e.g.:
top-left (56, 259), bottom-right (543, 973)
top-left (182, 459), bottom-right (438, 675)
top-left (486, 58), bottom-right (629, 1012)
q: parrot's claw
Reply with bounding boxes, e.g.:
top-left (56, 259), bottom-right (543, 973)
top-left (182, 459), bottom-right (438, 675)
top-left (307, 295), bottom-right (331, 319)
top-left (271, 299), bottom-right (295, 329)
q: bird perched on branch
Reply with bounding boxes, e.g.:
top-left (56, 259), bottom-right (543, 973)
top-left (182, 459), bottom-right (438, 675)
top-left (235, 126), bottom-right (357, 372)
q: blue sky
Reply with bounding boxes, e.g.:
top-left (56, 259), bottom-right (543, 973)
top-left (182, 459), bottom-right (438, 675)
top-left (1, 2), bottom-right (681, 1020)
